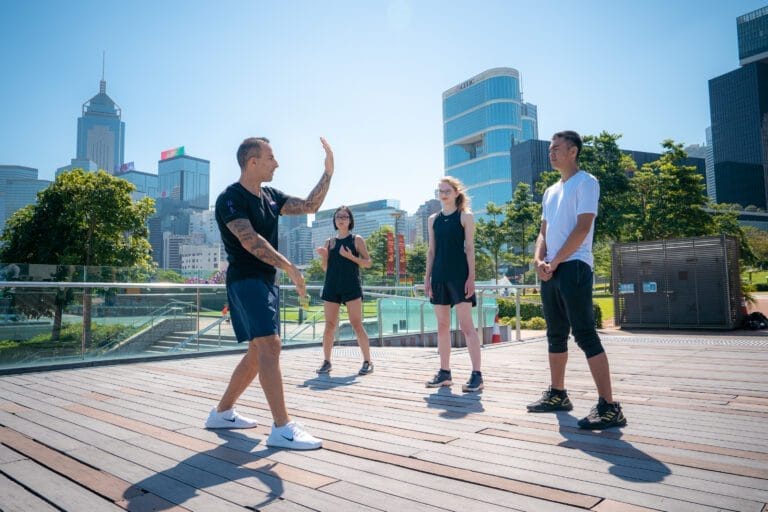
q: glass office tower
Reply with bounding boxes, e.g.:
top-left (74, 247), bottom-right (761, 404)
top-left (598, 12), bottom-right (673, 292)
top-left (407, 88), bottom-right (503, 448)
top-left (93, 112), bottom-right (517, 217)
top-left (738, 5), bottom-right (768, 66)
top-left (76, 78), bottom-right (125, 174)
top-left (707, 6), bottom-right (768, 210)
top-left (158, 154), bottom-right (210, 210)
top-left (442, 68), bottom-right (537, 216)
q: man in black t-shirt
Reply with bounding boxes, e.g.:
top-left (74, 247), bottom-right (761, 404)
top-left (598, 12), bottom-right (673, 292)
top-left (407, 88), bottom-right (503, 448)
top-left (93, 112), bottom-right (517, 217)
top-left (205, 136), bottom-right (333, 450)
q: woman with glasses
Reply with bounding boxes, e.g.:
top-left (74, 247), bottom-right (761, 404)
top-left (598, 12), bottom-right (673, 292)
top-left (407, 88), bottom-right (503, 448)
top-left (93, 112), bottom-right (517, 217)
top-left (424, 176), bottom-right (483, 392)
top-left (315, 206), bottom-right (374, 376)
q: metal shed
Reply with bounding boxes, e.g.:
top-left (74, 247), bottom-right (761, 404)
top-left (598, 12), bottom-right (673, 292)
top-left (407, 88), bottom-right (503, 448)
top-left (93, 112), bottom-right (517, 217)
top-left (612, 235), bottom-right (744, 329)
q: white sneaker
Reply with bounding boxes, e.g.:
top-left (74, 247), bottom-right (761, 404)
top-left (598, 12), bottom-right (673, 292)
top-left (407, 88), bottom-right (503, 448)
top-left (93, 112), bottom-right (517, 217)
top-left (266, 421), bottom-right (322, 450)
top-left (205, 407), bottom-right (258, 429)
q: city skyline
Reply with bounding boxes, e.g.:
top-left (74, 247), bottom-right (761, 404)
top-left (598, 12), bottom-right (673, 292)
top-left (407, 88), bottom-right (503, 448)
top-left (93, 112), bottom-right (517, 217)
top-left (1, 1), bottom-right (765, 214)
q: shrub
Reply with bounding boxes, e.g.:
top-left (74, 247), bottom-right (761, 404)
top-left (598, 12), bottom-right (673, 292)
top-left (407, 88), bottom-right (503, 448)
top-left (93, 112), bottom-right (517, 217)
top-left (524, 317), bottom-right (547, 329)
top-left (593, 303), bottom-right (603, 329)
top-left (497, 299), bottom-right (544, 320)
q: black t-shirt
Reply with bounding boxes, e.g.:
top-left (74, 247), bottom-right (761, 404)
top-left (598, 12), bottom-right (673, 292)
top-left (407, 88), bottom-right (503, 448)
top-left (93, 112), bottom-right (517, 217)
top-left (215, 183), bottom-right (288, 283)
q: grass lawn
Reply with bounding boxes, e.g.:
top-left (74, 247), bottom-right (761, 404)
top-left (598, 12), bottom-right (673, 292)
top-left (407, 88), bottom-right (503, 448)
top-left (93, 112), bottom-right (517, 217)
top-left (744, 269), bottom-right (768, 285)
top-left (593, 294), bottom-right (615, 326)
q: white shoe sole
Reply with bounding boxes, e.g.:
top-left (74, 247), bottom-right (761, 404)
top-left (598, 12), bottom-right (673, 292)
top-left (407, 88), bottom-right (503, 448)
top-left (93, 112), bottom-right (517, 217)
top-left (266, 436), bottom-right (322, 450)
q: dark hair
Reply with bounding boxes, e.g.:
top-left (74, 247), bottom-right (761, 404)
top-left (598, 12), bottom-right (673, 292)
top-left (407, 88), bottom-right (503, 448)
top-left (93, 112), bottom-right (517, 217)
top-left (553, 130), bottom-right (582, 159)
top-left (332, 205), bottom-right (354, 230)
top-left (236, 137), bottom-right (270, 169)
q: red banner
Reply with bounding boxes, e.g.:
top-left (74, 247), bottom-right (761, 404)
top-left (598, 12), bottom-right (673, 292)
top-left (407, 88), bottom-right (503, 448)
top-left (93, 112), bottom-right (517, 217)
top-left (397, 233), bottom-right (406, 276)
top-left (386, 231), bottom-right (395, 276)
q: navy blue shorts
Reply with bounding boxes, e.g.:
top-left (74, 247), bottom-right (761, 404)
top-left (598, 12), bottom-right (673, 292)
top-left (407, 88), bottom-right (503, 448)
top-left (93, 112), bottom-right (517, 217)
top-left (227, 277), bottom-right (280, 342)
top-left (321, 288), bottom-right (362, 305)
top-left (430, 280), bottom-right (476, 307)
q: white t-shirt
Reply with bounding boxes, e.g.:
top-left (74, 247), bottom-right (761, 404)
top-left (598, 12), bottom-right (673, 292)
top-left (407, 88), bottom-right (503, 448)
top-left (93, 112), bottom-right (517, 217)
top-left (541, 170), bottom-right (599, 268)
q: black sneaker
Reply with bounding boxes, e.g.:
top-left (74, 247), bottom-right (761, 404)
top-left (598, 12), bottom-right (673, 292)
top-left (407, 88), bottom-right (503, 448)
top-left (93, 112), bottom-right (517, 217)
top-left (527, 387), bottom-right (573, 412)
top-left (462, 371), bottom-right (484, 392)
top-left (425, 369), bottom-right (452, 388)
top-left (577, 398), bottom-right (627, 430)
top-left (358, 361), bottom-right (374, 375)
top-left (316, 360), bottom-right (332, 374)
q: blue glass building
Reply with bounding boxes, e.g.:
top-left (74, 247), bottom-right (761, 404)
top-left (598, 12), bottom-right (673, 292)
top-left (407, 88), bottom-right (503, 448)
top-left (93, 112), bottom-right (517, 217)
top-left (158, 154), bottom-right (210, 210)
top-left (0, 165), bottom-right (51, 234)
top-left (76, 78), bottom-right (125, 174)
top-left (442, 68), bottom-right (538, 215)
top-left (707, 6), bottom-right (768, 210)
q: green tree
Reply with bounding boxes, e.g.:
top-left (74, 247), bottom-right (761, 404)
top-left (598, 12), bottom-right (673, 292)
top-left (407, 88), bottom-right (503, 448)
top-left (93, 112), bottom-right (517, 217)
top-left (153, 269), bottom-right (185, 283)
top-left (708, 202), bottom-right (755, 265)
top-left (474, 202), bottom-right (511, 283)
top-left (363, 226), bottom-right (393, 282)
top-left (406, 242), bottom-right (428, 283)
top-left (628, 140), bottom-right (713, 241)
top-left (579, 132), bottom-right (634, 242)
top-left (535, 170), bottom-right (560, 197)
top-left (505, 183), bottom-right (540, 271)
top-left (0, 170), bottom-right (155, 342)
top-left (743, 226), bottom-right (768, 269)
top-left (474, 250), bottom-right (495, 281)
top-left (304, 258), bottom-right (325, 283)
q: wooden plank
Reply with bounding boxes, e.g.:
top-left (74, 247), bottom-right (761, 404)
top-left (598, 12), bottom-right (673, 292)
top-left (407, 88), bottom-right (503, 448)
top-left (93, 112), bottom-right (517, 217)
top-left (67, 403), bottom-right (338, 489)
top-left (0, 410), bottom-right (86, 453)
top-left (0, 444), bottom-right (26, 464)
top-left (0, 426), bottom-right (142, 502)
top-left (178, 387), bottom-right (459, 443)
top-left (271, 445), bottom-right (584, 512)
top-left (1, 459), bottom-right (124, 511)
top-left (321, 439), bottom-right (601, 509)
top-left (67, 446), bottom-right (250, 512)
top-left (0, 472), bottom-right (60, 512)
top-left (480, 427), bottom-right (768, 479)
top-left (320, 480), bottom-right (447, 512)
top-left (592, 500), bottom-right (659, 512)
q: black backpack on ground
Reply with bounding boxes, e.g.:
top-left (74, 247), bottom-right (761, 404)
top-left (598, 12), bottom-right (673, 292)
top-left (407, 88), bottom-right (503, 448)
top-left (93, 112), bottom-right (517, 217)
top-left (744, 311), bottom-right (768, 330)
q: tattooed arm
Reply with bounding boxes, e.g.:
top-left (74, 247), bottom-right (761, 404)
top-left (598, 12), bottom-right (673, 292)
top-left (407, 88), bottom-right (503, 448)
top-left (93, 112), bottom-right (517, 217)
top-left (281, 137), bottom-right (334, 215)
top-left (226, 218), bottom-right (306, 296)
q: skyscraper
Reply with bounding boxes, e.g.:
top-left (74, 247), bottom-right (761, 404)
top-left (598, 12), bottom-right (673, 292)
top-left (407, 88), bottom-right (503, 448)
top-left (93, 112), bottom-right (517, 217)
top-left (76, 75), bottom-right (125, 174)
top-left (707, 6), bottom-right (768, 209)
top-left (157, 148), bottom-right (210, 210)
top-left (442, 68), bottom-right (538, 215)
top-left (0, 165), bottom-right (51, 234)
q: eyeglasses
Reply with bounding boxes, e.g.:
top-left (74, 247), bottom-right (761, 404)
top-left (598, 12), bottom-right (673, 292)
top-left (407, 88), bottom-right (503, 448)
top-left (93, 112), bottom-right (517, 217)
top-left (335, 215), bottom-right (350, 220)
top-left (438, 188), bottom-right (453, 195)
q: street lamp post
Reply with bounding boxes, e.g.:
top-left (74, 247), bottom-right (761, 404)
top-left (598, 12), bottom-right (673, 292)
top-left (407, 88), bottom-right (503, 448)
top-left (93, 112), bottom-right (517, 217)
top-left (391, 211), bottom-right (403, 289)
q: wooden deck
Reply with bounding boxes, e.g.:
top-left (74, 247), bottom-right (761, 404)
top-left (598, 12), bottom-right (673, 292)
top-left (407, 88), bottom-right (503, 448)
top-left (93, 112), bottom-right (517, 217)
top-left (1, 332), bottom-right (767, 511)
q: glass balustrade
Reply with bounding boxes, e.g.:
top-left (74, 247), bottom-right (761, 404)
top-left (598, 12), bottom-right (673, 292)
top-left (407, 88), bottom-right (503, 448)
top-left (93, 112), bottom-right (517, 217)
top-left (0, 263), bottom-right (536, 372)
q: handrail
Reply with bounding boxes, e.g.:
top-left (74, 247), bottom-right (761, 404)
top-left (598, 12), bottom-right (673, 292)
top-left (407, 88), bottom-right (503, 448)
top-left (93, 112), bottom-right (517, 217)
top-left (170, 314), bottom-right (228, 352)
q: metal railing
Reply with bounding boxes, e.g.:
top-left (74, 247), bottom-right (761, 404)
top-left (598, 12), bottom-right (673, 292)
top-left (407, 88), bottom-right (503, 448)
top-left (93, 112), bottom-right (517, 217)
top-left (0, 280), bottom-right (539, 372)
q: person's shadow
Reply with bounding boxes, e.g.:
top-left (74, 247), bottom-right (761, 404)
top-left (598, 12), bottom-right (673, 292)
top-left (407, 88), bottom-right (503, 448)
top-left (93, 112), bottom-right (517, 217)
top-left (423, 386), bottom-right (485, 418)
top-left (553, 412), bottom-right (671, 482)
top-left (124, 430), bottom-right (284, 510)
top-left (299, 373), bottom-right (359, 390)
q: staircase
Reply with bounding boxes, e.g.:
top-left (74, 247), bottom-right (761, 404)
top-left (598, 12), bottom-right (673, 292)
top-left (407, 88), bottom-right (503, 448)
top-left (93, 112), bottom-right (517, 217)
top-left (144, 329), bottom-right (241, 354)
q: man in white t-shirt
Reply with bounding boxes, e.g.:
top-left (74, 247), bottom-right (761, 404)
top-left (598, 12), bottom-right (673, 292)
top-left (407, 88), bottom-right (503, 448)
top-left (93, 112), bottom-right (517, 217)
top-left (527, 131), bottom-right (626, 430)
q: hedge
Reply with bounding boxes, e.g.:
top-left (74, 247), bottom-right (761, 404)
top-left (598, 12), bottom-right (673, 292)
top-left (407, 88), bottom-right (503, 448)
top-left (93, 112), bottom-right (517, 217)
top-left (497, 298), bottom-right (602, 328)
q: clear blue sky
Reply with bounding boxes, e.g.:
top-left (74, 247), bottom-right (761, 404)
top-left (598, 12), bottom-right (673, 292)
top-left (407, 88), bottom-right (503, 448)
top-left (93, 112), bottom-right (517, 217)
top-left (1, 1), bottom-right (764, 214)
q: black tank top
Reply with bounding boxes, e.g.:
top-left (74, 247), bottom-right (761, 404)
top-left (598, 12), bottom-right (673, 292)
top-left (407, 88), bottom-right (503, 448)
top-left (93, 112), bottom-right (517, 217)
top-left (432, 210), bottom-right (469, 282)
top-left (323, 234), bottom-right (362, 294)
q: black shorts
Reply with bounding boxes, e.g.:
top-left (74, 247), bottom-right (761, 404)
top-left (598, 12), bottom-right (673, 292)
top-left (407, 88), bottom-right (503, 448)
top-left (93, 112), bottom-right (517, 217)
top-left (321, 288), bottom-right (363, 305)
top-left (430, 280), bottom-right (476, 307)
top-left (227, 277), bottom-right (280, 342)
